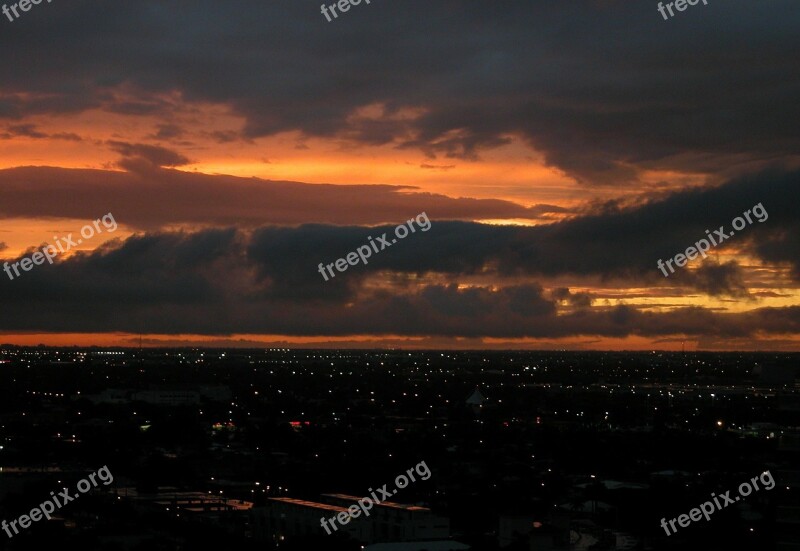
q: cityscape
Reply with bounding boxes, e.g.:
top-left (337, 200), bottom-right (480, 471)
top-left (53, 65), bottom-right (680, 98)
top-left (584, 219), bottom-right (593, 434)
top-left (1, 1), bottom-right (799, 549)
top-left (0, 348), bottom-right (797, 549)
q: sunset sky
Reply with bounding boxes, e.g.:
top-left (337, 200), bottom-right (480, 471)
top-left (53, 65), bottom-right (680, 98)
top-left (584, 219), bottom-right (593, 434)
top-left (0, 0), bottom-right (798, 349)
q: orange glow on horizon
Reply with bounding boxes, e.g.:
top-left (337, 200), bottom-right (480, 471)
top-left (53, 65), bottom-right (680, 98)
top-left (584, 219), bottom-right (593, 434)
top-left (0, 332), bottom-right (797, 351)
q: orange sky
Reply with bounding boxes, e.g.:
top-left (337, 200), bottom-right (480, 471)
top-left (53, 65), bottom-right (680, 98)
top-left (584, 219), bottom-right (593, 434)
top-left (1, 1), bottom-right (797, 350)
top-left (0, 108), bottom-right (797, 349)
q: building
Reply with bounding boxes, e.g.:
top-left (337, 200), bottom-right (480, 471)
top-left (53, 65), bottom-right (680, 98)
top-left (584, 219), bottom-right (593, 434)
top-left (322, 493), bottom-right (450, 543)
top-left (257, 497), bottom-right (372, 543)
top-left (255, 494), bottom-right (450, 545)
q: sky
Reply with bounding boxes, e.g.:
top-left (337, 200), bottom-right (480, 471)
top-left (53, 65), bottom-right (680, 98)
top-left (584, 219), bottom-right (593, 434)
top-left (0, 0), bottom-right (798, 350)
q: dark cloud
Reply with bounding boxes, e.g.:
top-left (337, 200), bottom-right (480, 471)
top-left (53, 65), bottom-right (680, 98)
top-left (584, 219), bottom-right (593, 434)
top-left (6, 124), bottom-right (47, 138)
top-left (0, 229), bottom-right (797, 338)
top-left (0, 165), bottom-right (795, 308)
top-left (0, 162), bottom-right (797, 337)
top-left (150, 123), bottom-right (185, 140)
top-left (0, 1), bottom-right (796, 183)
top-left (107, 141), bottom-right (192, 169)
top-left (552, 287), bottom-right (594, 308)
top-left (681, 261), bottom-right (750, 298)
top-left (0, 124), bottom-right (81, 141)
top-left (0, 167), bottom-right (796, 305)
top-left (0, 165), bottom-right (562, 229)
top-left (243, 168), bottom-right (800, 297)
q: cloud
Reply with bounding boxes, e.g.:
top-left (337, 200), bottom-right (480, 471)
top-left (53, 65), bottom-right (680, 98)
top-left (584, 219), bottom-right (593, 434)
top-left (0, 165), bottom-right (564, 229)
top-left (681, 261), bottom-right (750, 298)
top-left (5, 124), bottom-right (47, 138)
top-left (107, 141), bottom-right (192, 170)
top-left (242, 168), bottom-right (800, 297)
top-left (0, 229), bottom-right (797, 339)
top-left (0, 123), bottom-right (81, 141)
top-left (0, 166), bottom-right (796, 300)
top-left (0, 166), bottom-right (796, 338)
top-left (150, 123), bottom-right (185, 141)
top-left (0, 1), bottom-right (796, 183)
top-left (552, 287), bottom-right (594, 308)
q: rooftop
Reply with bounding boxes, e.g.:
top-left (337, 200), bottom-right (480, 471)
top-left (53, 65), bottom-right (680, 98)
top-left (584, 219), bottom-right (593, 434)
top-left (323, 493), bottom-right (430, 511)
